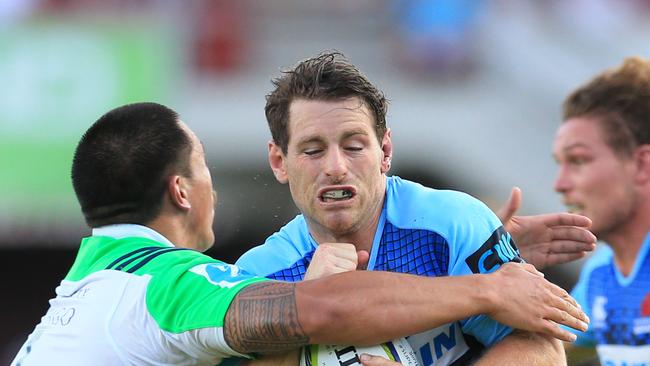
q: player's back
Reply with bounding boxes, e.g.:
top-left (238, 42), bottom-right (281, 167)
top-left (12, 270), bottom-right (144, 365)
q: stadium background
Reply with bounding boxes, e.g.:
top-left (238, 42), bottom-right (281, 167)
top-left (1, 0), bottom-right (648, 364)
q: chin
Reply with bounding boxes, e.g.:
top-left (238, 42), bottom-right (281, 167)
top-left (322, 219), bottom-right (356, 236)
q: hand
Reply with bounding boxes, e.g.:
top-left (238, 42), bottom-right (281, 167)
top-left (484, 262), bottom-right (589, 342)
top-left (497, 187), bottom-right (596, 269)
top-left (360, 354), bottom-right (403, 366)
top-left (304, 243), bottom-right (370, 280)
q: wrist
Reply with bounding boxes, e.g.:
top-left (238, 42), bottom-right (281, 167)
top-left (473, 273), bottom-right (499, 316)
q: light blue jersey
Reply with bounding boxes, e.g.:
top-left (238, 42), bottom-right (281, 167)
top-left (236, 176), bottom-right (521, 365)
top-left (569, 234), bottom-right (650, 365)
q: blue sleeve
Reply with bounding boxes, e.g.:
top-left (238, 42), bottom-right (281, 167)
top-left (386, 178), bottom-right (519, 346)
top-left (450, 223), bottom-right (520, 347)
top-left (429, 191), bottom-right (519, 346)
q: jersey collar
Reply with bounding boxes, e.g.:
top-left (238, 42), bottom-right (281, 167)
top-left (92, 224), bottom-right (175, 247)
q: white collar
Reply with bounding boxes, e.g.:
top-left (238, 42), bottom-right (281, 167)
top-left (92, 224), bottom-right (175, 247)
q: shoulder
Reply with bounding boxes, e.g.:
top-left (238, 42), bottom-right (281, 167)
top-left (235, 215), bottom-right (315, 276)
top-left (385, 176), bottom-right (501, 233)
top-left (571, 245), bottom-right (612, 306)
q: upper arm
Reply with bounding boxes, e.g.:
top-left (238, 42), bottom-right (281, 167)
top-left (146, 259), bottom-right (269, 358)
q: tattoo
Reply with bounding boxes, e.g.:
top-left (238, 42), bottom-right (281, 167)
top-left (224, 281), bottom-right (309, 354)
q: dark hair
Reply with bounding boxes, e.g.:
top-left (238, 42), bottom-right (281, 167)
top-left (71, 102), bottom-right (192, 228)
top-left (265, 52), bottom-right (388, 153)
top-left (563, 57), bottom-right (650, 157)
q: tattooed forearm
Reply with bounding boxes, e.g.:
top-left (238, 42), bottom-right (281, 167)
top-left (224, 281), bottom-right (309, 354)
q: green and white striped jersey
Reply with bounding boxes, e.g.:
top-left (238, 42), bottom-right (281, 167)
top-left (12, 225), bottom-right (268, 366)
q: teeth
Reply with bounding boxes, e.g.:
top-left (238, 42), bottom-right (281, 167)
top-left (566, 204), bottom-right (583, 214)
top-left (322, 190), bottom-right (352, 200)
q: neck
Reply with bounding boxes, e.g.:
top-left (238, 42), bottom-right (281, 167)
top-left (310, 196), bottom-right (386, 255)
top-left (311, 218), bottom-right (379, 254)
top-left (147, 214), bottom-right (194, 250)
top-left (602, 203), bottom-right (650, 276)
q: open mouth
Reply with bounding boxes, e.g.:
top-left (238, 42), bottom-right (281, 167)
top-left (565, 203), bottom-right (583, 214)
top-left (321, 189), bottom-right (354, 202)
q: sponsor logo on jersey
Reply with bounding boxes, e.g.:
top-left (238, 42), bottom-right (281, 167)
top-left (407, 322), bottom-right (469, 365)
top-left (190, 263), bottom-right (253, 288)
top-left (465, 227), bottom-right (520, 274)
top-left (592, 296), bottom-right (608, 329)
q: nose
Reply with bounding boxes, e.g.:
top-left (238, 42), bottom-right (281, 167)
top-left (324, 147), bottom-right (347, 181)
top-left (554, 164), bottom-right (572, 194)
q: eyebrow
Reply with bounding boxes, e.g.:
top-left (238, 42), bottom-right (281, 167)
top-left (296, 136), bottom-right (326, 147)
top-left (341, 129), bottom-right (370, 139)
top-left (562, 142), bottom-right (590, 152)
top-left (295, 129), bottom-right (370, 146)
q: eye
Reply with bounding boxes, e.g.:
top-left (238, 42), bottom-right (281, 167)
top-left (304, 149), bottom-right (323, 156)
top-left (345, 146), bottom-right (363, 152)
top-left (568, 155), bottom-right (588, 166)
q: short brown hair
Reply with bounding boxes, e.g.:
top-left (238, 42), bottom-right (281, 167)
top-left (563, 57), bottom-right (650, 156)
top-left (265, 52), bottom-right (388, 153)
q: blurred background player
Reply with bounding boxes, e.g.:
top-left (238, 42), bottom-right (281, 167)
top-left (236, 52), bottom-right (592, 365)
top-left (552, 57), bottom-right (650, 365)
top-left (11, 102), bottom-right (588, 366)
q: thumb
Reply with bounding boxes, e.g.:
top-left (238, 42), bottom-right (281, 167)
top-left (357, 250), bottom-right (370, 270)
top-left (496, 186), bottom-right (522, 223)
top-left (360, 354), bottom-right (401, 366)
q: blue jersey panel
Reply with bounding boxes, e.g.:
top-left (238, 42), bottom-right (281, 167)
top-left (373, 222), bottom-right (449, 277)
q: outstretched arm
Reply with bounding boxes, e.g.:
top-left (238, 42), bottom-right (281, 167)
top-left (223, 263), bottom-right (588, 354)
top-left (497, 187), bottom-right (596, 269)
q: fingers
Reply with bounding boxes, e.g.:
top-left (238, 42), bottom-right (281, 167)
top-left (538, 319), bottom-right (578, 343)
top-left (543, 284), bottom-right (589, 332)
top-left (360, 354), bottom-right (402, 366)
top-left (496, 186), bottom-right (522, 223)
top-left (357, 250), bottom-right (370, 270)
top-left (544, 252), bottom-right (589, 267)
top-left (305, 243), bottom-right (360, 280)
top-left (546, 240), bottom-right (596, 254)
top-left (541, 212), bottom-right (592, 228)
top-left (550, 226), bottom-right (597, 245)
top-left (547, 284), bottom-right (587, 322)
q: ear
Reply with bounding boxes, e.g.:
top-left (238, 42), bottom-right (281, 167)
top-left (634, 145), bottom-right (650, 184)
top-left (380, 128), bottom-right (393, 174)
top-left (167, 175), bottom-right (192, 211)
top-left (268, 140), bottom-right (289, 184)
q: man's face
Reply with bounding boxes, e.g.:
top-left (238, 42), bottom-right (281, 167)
top-left (553, 116), bottom-right (637, 238)
top-left (269, 97), bottom-right (392, 239)
top-left (181, 122), bottom-right (216, 251)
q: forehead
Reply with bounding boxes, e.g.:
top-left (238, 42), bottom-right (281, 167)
top-left (554, 116), bottom-right (608, 152)
top-left (287, 97), bottom-right (376, 140)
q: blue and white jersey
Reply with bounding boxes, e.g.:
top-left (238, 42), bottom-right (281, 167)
top-left (569, 233), bottom-right (650, 365)
top-left (236, 176), bottom-right (521, 366)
